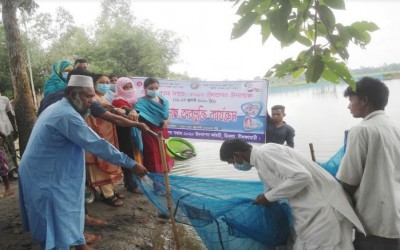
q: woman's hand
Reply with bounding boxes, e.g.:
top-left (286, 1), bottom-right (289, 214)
top-left (127, 110), bottom-right (139, 121)
top-left (162, 119), bottom-right (170, 129)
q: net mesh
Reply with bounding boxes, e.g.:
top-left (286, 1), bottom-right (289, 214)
top-left (137, 174), bottom-right (291, 250)
top-left (317, 130), bottom-right (348, 176)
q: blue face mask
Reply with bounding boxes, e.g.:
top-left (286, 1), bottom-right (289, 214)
top-left (233, 161), bottom-right (253, 171)
top-left (62, 72), bottom-right (69, 80)
top-left (233, 155), bottom-right (252, 171)
top-left (146, 89), bottom-right (157, 98)
top-left (109, 84), bottom-right (115, 92)
top-left (96, 83), bottom-right (110, 94)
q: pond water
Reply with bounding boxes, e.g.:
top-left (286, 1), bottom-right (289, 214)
top-left (171, 79), bottom-right (400, 181)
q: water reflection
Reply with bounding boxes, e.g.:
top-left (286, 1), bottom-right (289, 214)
top-left (171, 79), bottom-right (400, 180)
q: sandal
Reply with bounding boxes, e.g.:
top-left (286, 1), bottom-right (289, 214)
top-left (114, 192), bottom-right (125, 199)
top-left (102, 195), bottom-right (123, 207)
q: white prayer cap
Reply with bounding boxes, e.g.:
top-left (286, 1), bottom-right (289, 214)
top-left (68, 75), bottom-right (94, 88)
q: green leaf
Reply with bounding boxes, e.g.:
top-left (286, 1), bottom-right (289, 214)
top-left (320, 0), bottom-right (345, 10)
top-left (296, 34), bottom-right (312, 47)
top-left (304, 24), bottom-right (315, 41)
top-left (231, 12), bottom-right (259, 39)
top-left (305, 55), bottom-right (324, 82)
top-left (260, 20), bottom-right (271, 44)
top-left (236, 0), bottom-right (264, 15)
top-left (324, 59), bottom-right (354, 86)
top-left (351, 21), bottom-right (379, 32)
top-left (318, 5), bottom-right (336, 33)
top-left (291, 67), bottom-right (305, 79)
top-left (321, 67), bottom-right (340, 83)
top-left (269, 0), bottom-right (292, 42)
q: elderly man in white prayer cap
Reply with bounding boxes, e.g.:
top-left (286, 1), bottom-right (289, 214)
top-left (18, 74), bottom-right (148, 250)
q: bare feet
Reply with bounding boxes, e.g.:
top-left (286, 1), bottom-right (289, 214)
top-left (85, 215), bottom-right (108, 226)
top-left (75, 243), bottom-right (100, 250)
top-left (84, 233), bottom-right (102, 245)
top-left (127, 186), bottom-right (143, 194)
top-left (4, 189), bottom-right (14, 196)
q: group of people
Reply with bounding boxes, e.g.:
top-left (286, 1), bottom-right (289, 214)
top-left (220, 77), bottom-right (400, 249)
top-left (6, 59), bottom-right (399, 250)
top-left (17, 59), bottom-right (174, 249)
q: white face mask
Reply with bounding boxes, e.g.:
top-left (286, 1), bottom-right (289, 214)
top-left (146, 89), bottom-right (157, 98)
top-left (62, 72), bottom-right (69, 80)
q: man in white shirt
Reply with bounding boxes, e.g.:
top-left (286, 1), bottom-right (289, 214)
top-left (220, 139), bottom-right (365, 250)
top-left (337, 77), bottom-right (400, 249)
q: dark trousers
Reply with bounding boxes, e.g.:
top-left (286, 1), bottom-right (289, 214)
top-left (354, 232), bottom-right (400, 250)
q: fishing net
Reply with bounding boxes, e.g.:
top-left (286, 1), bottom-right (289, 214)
top-left (317, 130), bottom-right (349, 176)
top-left (137, 174), bottom-right (292, 250)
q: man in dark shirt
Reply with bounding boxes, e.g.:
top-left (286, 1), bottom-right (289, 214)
top-left (265, 105), bottom-right (295, 148)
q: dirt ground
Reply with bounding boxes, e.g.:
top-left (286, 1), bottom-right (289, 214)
top-left (0, 179), bottom-right (192, 250)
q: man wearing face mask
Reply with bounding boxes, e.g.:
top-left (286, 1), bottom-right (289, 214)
top-left (18, 74), bottom-right (148, 250)
top-left (220, 139), bottom-right (365, 250)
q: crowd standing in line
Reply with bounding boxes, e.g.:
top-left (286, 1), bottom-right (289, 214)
top-left (7, 57), bottom-right (399, 249)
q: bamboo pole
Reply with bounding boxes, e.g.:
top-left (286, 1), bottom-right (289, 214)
top-left (156, 132), bottom-right (181, 250)
top-left (309, 143), bottom-right (316, 162)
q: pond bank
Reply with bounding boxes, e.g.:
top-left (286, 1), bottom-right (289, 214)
top-left (0, 179), bottom-right (204, 250)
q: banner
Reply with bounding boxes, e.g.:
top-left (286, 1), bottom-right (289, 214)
top-left (133, 78), bottom-right (269, 143)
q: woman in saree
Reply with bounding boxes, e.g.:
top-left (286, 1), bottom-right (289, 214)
top-left (112, 77), bottom-right (144, 193)
top-left (136, 77), bottom-right (174, 174)
top-left (85, 74), bottom-right (126, 207)
top-left (43, 60), bottom-right (73, 97)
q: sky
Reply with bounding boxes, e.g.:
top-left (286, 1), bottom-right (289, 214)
top-left (34, 0), bottom-right (400, 81)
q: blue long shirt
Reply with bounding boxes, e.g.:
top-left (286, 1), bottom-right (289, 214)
top-left (18, 98), bottom-right (136, 249)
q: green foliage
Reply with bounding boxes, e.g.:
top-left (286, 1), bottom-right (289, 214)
top-left (228, 0), bottom-right (378, 88)
top-left (0, 26), bottom-right (12, 94)
top-left (16, 0), bottom-right (180, 91)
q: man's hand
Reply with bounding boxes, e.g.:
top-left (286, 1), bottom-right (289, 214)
top-left (131, 163), bottom-right (148, 177)
top-left (114, 108), bottom-right (126, 116)
top-left (253, 194), bottom-right (271, 206)
top-left (138, 122), bottom-right (149, 131)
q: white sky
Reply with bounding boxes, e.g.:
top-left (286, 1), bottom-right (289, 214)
top-left (34, 0), bottom-right (400, 81)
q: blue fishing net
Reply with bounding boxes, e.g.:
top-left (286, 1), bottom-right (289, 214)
top-left (317, 130), bottom-right (349, 176)
top-left (137, 174), bottom-right (292, 249)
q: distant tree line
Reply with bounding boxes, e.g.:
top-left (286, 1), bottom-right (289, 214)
top-left (267, 63), bottom-right (400, 85)
top-left (0, 0), bottom-right (182, 98)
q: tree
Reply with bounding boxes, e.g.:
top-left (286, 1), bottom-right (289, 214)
top-left (88, 0), bottom-right (181, 77)
top-left (1, 0), bottom-right (37, 155)
top-left (230, 0), bottom-right (378, 88)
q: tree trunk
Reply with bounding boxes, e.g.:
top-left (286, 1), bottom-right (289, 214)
top-left (1, 0), bottom-right (36, 155)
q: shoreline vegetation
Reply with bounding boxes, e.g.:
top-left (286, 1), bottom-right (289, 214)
top-left (269, 70), bottom-right (400, 88)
